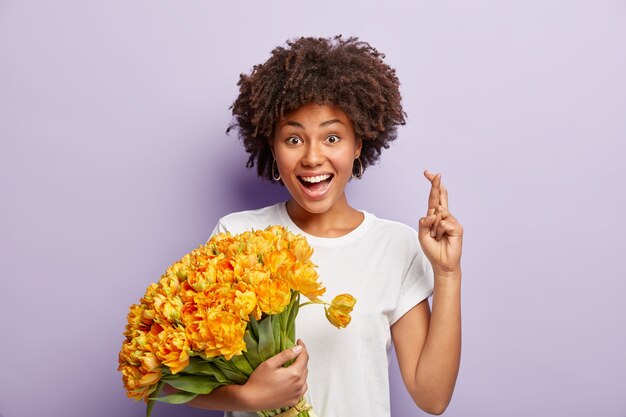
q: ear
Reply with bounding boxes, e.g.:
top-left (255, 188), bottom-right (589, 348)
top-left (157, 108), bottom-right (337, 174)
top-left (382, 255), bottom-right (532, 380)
top-left (355, 137), bottom-right (363, 158)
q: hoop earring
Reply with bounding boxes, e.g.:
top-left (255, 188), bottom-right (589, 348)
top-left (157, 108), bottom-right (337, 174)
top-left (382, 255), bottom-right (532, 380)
top-left (352, 157), bottom-right (363, 179)
top-left (272, 158), bottom-right (281, 181)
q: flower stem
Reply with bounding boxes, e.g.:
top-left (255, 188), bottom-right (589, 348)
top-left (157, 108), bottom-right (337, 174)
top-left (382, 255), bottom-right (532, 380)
top-left (299, 301), bottom-right (326, 308)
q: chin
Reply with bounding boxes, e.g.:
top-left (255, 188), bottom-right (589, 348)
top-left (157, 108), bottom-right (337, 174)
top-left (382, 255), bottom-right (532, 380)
top-left (291, 197), bottom-right (336, 215)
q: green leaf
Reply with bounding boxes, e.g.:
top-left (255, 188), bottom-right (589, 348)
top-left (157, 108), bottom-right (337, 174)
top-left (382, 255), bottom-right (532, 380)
top-left (174, 358), bottom-right (236, 384)
top-left (272, 310), bottom-right (282, 353)
top-left (183, 357), bottom-right (217, 373)
top-left (279, 299), bottom-right (291, 341)
top-left (149, 390), bottom-right (198, 404)
top-left (200, 362), bottom-right (232, 384)
top-left (212, 357), bottom-right (249, 384)
top-left (286, 294), bottom-right (300, 342)
top-left (146, 381), bottom-right (164, 417)
top-left (220, 367), bottom-right (248, 385)
top-left (230, 353), bottom-right (254, 376)
top-left (243, 330), bottom-right (262, 368)
top-left (162, 375), bottom-right (222, 394)
top-left (257, 314), bottom-right (276, 361)
top-left (249, 314), bottom-right (260, 339)
top-left (277, 292), bottom-right (297, 351)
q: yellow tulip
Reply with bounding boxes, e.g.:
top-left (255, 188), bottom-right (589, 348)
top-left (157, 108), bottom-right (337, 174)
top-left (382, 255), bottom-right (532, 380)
top-left (324, 294), bottom-right (357, 329)
top-left (266, 249), bottom-right (296, 277)
top-left (155, 325), bottom-right (190, 374)
top-left (157, 273), bottom-right (181, 296)
top-left (284, 264), bottom-right (326, 301)
top-left (139, 352), bottom-right (161, 374)
top-left (241, 269), bottom-right (270, 286)
top-left (124, 304), bottom-right (151, 340)
top-left (254, 277), bottom-right (292, 315)
top-left (230, 282), bottom-right (257, 319)
top-left (119, 364), bottom-right (159, 400)
top-left (232, 253), bottom-right (261, 282)
top-left (140, 283), bottom-right (159, 307)
top-left (184, 308), bottom-right (247, 360)
top-left (185, 259), bottom-right (217, 292)
top-left (330, 294), bottom-right (356, 312)
top-left (289, 236), bottom-right (314, 261)
top-left (139, 370), bottom-right (162, 388)
top-left (155, 295), bottom-right (184, 323)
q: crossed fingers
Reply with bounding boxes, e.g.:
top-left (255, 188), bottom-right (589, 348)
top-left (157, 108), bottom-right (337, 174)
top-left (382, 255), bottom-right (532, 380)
top-left (424, 170), bottom-right (456, 240)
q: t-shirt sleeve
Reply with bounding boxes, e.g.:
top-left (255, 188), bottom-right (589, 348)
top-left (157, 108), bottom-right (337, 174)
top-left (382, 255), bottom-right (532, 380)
top-left (208, 219), bottom-right (228, 240)
top-left (389, 248), bottom-right (435, 325)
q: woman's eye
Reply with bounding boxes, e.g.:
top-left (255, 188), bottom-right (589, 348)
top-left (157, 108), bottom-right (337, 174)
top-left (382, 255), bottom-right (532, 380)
top-left (326, 135), bottom-right (340, 143)
top-left (287, 137), bottom-right (301, 145)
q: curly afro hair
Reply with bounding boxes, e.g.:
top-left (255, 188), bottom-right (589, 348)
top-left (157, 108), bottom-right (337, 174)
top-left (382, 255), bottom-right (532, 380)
top-left (227, 35), bottom-right (406, 182)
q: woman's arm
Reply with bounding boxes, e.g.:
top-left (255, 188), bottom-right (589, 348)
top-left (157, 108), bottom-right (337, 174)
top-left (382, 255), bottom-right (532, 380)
top-left (391, 272), bottom-right (461, 415)
top-left (180, 384), bottom-right (253, 412)
top-left (392, 171), bottom-right (463, 414)
top-left (164, 340), bottom-right (309, 412)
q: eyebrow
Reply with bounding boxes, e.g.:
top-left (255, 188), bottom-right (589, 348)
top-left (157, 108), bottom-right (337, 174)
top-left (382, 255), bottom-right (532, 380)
top-left (282, 119), bottom-right (345, 129)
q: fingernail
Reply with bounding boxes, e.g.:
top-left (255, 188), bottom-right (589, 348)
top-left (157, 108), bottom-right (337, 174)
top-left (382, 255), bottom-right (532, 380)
top-left (292, 345), bottom-right (303, 354)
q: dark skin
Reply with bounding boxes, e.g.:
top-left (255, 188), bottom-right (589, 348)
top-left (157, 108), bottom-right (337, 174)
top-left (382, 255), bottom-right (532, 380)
top-left (163, 339), bottom-right (310, 411)
top-left (164, 118), bottom-right (463, 414)
top-left (390, 170), bottom-right (463, 414)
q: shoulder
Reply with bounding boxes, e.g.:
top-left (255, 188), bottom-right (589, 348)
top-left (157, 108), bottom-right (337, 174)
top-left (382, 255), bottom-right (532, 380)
top-left (367, 214), bottom-right (419, 244)
top-left (215, 203), bottom-right (283, 235)
top-left (360, 212), bottom-right (422, 257)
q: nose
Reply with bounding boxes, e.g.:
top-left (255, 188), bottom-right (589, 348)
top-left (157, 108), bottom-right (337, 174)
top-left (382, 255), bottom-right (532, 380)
top-left (301, 142), bottom-right (325, 167)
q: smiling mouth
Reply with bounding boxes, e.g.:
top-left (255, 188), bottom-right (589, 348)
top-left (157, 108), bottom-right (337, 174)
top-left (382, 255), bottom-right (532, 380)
top-left (297, 174), bottom-right (334, 193)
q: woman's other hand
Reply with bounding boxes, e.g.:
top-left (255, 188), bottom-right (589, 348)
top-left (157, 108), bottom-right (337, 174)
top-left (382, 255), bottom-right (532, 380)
top-left (239, 338), bottom-right (309, 411)
top-left (160, 339), bottom-right (309, 412)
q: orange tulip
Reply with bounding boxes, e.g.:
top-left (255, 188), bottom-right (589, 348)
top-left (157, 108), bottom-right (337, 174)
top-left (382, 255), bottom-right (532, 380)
top-left (254, 277), bottom-right (291, 315)
top-left (155, 325), bottom-right (190, 374)
top-left (184, 308), bottom-right (247, 360)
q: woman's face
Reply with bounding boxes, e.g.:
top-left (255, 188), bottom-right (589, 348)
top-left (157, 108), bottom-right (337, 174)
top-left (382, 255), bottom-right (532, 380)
top-left (271, 103), bottom-right (362, 215)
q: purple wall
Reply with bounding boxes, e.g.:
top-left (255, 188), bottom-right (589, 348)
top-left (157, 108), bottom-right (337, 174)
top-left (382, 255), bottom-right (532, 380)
top-left (1, 1), bottom-right (625, 416)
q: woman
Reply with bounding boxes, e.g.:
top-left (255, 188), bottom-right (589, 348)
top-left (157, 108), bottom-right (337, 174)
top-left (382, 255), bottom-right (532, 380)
top-left (185, 35), bottom-right (463, 417)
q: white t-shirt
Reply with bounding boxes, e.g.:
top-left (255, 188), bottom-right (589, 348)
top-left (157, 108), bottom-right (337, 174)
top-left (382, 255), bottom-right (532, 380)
top-left (211, 202), bottom-right (434, 417)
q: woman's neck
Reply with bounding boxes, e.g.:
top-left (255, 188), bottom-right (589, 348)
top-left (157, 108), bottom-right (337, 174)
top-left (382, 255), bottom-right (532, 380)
top-left (285, 196), bottom-right (365, 238)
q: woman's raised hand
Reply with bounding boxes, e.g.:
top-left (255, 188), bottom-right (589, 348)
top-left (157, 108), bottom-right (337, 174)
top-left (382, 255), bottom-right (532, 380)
top-left (418, 171), bottom-right (464, 277)
top-left (239, 338), bottom-right (309, 411)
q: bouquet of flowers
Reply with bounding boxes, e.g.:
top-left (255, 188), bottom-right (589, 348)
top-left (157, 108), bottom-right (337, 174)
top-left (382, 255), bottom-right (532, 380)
top-left (118, 225), bottom-right (356, 417)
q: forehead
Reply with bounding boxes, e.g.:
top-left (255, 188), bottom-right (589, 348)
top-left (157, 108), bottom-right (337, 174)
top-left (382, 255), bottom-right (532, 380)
top-left (276, 103), bottom-right (352, 129)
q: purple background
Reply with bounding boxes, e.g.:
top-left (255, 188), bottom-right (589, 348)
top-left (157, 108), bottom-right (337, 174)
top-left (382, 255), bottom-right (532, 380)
top-left (1, 1), bottom-right (625, 416)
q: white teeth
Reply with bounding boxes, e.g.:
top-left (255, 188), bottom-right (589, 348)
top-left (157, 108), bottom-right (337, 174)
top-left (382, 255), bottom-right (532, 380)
top-left (300, 174), bottom-right (332, 183)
